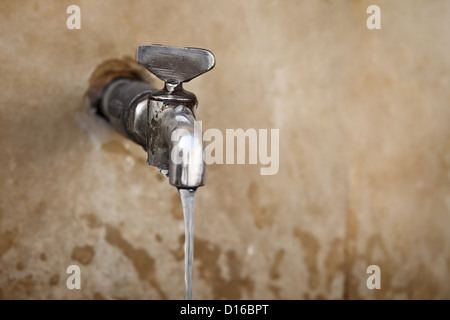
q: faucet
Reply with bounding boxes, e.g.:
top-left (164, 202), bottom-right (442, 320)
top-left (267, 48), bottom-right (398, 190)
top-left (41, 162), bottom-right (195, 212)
top-left (85, 45), bottom-right (215, 188)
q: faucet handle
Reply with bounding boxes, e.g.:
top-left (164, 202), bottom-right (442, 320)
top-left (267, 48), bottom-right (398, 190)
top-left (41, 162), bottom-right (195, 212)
top-left (136, 45), bottom-right (215, 85)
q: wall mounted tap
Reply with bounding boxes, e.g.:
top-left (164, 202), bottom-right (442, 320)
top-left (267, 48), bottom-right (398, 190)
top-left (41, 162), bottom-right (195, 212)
top-left (85, 45), bottom-right (215, 189)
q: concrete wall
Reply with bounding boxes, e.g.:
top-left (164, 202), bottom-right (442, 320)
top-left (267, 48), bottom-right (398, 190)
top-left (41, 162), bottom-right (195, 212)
top-left (0, 0), bottom-right (449, 299)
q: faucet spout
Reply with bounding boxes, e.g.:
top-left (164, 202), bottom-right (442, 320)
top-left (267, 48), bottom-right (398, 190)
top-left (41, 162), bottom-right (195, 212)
top-left (145, 81), bottom-right (205, 188)
top-left (163, 105), bottom-right (204, 188)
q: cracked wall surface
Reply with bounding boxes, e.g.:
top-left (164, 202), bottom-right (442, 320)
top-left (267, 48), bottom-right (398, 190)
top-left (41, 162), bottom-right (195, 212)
top-left (0, 0), bottom-right (449, 299)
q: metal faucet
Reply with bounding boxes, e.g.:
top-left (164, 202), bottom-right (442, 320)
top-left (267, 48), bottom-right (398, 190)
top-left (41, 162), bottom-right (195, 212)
top-left (85, 45), bottom-right (215, 188)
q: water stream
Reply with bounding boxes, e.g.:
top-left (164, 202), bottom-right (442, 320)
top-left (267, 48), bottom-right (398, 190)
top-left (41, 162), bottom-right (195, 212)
top-left (178, 188), bottom-right (196, 300)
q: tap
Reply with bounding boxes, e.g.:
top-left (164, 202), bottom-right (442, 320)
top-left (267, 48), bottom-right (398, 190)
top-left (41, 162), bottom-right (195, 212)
top-left (85, 45), bottom-right (215, 189)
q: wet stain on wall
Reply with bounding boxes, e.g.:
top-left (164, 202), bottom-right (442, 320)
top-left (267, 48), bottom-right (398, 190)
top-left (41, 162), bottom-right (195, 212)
top-left (0, 230), bottom-right (18, 257)
top-left (406, 264), bottom-right (440, 299)
top-left (247, 182), bottom-right (273, 228)
top-left (81, 213), bottom-right (102, 229)
top-left (102, 140), bottom-right (133, 156)
top-left (268, 284), bottom-right (282, 299)
top-left (49, 274), bottom-right (59, 286)
top-left (6, 275), bottom-right (36, 298)
top-left (170, 235), bottom-right (185, 262)
top-left (71, 245), bottom-right (95, 265)
top-left (344, 165), bottom-right (361, 299)
top-left (294, 228), bottom-right (320, 289)
top-left (171, 235), bottom-right (254, 299)
top-left (104, 224), bottom-right (167, 299)
top-left (93, 292), bottom-right (106, 300)
top-left (269, 249), bottom-right (285, 280)
top-left (325, 238), bottom-right (345, 292)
